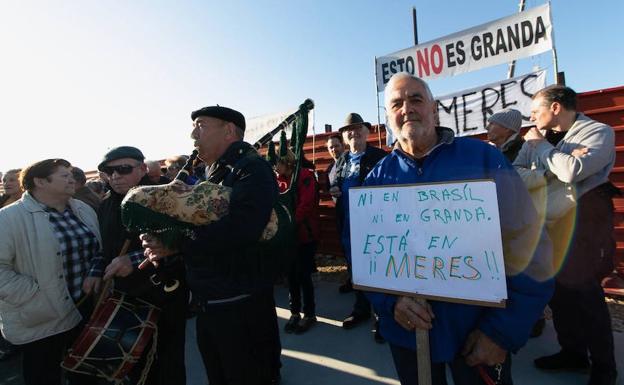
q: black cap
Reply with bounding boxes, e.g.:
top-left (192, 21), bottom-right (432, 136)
top-left (97, 146), bottom-right (145, 171)
top-left (191, 106), bottom-right (246, 131)
top-left (338, 112), bottom-right (372, 132)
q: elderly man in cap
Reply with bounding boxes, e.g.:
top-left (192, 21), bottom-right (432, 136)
top-left (329, 113), bottom-right (387, 341)
top-left (142, 106), bottom-right (282, 385)
top-left (486, 108), bottom-right (525, 162)
top-left (88, 146), bottom-right (188, 385)
top-left (363, 73), bottom-right (554, 385)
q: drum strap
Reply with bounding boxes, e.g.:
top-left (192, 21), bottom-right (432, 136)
top-left (136, 328), bottom-right (158, 385)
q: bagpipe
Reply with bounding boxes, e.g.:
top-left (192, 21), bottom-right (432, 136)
top-left (119, 149), bottom-right (280, 251)
top-left (120, 98), bottom-right (315, 264)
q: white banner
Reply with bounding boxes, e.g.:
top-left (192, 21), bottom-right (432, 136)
top-left (376, 3), bottom-right (553, 91)
top-left (349, 181), bottom-right (507, 305)
top-left (438, 70), bottom-right (546, 136)
top-left (245, 109), bottom-right (314, 145)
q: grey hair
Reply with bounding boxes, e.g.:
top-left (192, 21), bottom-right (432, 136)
top-left (384, 73), bottom-right (434, 108)
top-left (233, 126), bottom-right (245, 140)
top-left (145, 160), bottom-right (161, 169)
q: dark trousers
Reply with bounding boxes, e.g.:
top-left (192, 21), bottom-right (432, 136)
top-left (196, 290), bottom-right (281, 385)
top-left (390, 344), bottom-right (513, 385)
top-left (342, 238), bottom-right (372, 317)
top-left (548, 184), bottom-right (616, 370)
top-left (21, 296), bottom-right (99, 385)
top-left (288, 242), bottom-right (317, 317)
top-left (551, 281), bottom-right (615, 369)
top-left (353, 290), bottom-right (372, 316)
top-left (0, 334), bottom-right (15, 354)
top-left (22, 318), bottom-right (97, 385)
top-left (129, 284), bottom-right (189, 385)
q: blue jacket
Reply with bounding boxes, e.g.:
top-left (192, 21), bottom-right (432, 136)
top-left (363, 128), bottom-right (554, 363)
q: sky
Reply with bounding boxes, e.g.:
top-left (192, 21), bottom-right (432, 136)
top-left (1, 0), bottom-right (622, 172)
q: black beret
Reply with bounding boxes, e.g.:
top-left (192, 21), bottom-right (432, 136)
top-left (97, 146), bottom-right (145, 171)
top-left (191, 106), bottom-right (246, 131)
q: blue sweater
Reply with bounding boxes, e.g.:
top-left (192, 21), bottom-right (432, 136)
top-left (363, 128), bottom-right (554, 363)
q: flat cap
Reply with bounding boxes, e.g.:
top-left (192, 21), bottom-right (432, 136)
top-left (488, 108), bottom-right (522, 133)
top-left (97, 146), bottom-right (145, 171)
top-left (338, 112), bottom-right (371, 132)
top-left (191, 106), bottom-right (246, 131)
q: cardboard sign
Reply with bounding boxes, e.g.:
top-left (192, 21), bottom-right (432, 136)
top-left (349, 180), bottom-right (507, 306)
top-left (375, 3), bottom-right (553, 91)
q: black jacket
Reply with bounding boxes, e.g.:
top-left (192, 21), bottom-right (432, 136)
top-left (501, 135), bottom-right (525, 163)
top-left (331, 145), bottom-right (387, 231)
top-left (332, 145), bottom-right (388, 188)
top-left (98, 175), bottom-right (186, 305)
top-left (321, 160), bottom-right (336, 192)
top-left (180, 141), bottom-right (278, 300)
top-left (98, 175), bottom-right (153, 265)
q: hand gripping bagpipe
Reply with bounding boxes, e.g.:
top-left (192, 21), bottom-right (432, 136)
top-left (119, 98), bottom-right (315, 277)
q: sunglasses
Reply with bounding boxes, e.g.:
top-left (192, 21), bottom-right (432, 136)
top-left (101, 164), bottom-right (139, 176)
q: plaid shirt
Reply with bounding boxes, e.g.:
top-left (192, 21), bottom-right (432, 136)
top-left (45, 206), bottom-right (101, 301)
top-left (88, 250), bottom-right (143, 277)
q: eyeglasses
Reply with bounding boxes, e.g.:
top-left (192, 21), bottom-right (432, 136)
top-left (101, 164), bottom-right (139, 176)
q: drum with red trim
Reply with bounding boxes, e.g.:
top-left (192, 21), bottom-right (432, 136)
top-left (62, 291), bottom-right (160, 383)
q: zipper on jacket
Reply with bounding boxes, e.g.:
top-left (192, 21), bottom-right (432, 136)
top-left (416, 157), bottom-right (425, 176)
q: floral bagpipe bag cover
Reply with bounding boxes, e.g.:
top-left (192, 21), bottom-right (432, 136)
top-left (119, 99), bottom-right (314, 274)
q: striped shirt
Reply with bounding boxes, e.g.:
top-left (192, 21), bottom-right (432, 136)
top-left (45, 206), bottom-right (101, 301)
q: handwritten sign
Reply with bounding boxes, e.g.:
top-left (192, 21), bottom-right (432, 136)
top-left (436, 70), bottom-right (545, 136)
top-left (349, 180), bottom-right (507, 306)
top-left (385, 71), bottom-right (545, 146)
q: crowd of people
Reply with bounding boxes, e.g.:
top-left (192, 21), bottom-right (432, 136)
top-left (0, 74), bottom-right (620, 385)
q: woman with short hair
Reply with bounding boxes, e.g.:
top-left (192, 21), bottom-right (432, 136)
top-left (0, 159), bottom-right (102, 385)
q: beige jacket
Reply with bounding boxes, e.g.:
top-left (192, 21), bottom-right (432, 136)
top-left (0, 192), bottom-right (101, 344)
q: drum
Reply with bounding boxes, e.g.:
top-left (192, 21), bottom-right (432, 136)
top-left (62, 291), bottom-right (161, 384)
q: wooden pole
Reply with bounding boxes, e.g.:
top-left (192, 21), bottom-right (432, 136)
top-left (312, 113), bottom-right (316, 164)
top-left (412, 7), bottom-right (418, 45)
top-left (374, 56), bottom-right (383, 148)
top-left (415, 297), bottom-right (432, 385)
top-left (95, 239), bottom-right (131, 309)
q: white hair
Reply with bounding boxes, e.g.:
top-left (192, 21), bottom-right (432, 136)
top-left (383, 73), bottom-right (434, 109)
top-left (145, 160), bottom-right (161, 169)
